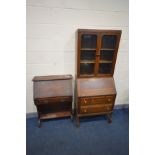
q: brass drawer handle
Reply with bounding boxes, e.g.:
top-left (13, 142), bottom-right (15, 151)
top-left (60, 99), bottom-right (65, 102)
top-left (43, 100), bottom-right (48, 103)
top-left (91, 98), bottom-right (94, 104)
top-left (108, 99), bottom-right (111, 102)
top-left (84, 109), bottom-right (87, 112)
top-left (83, 99), bottom-right (87, 104)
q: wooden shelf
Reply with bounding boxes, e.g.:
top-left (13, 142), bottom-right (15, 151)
top-left (100, 48), bottom-right (115, 51)
top-left (80, 74), bottom-right (94, 77)
top-left (81, 48), bottom-right (115, 51)
top-left (97, 74), bottom-right (112, 76)
top-left (40, 111), bottom-right (71, 120)
top-left (80, 48), bottom-right (96, 51)
top-left (80, 60), bottom-right (95, 63)
top-left (99, 60), bottom-right (112, 63)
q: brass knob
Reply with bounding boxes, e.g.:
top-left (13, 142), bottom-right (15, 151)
top-left (60, 99), bottom-right (65, 102)
top-left (108, 99), bottom-right (111, 102)
top-left (84, 109), bottom-right (87, 112)
top-left (84, 99), bottom-right (87, 104)
top-left (44, 100), bottom-right (48, 103)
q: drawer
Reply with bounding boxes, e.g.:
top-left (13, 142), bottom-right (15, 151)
top-left (79, 96), bottom-right (106, 105)
top-left (80, 104), bottom-right (113, 114)
top-left (34, 96), bottom-right (72, 105)
top-left (79, 95), bottom-right (115, 106)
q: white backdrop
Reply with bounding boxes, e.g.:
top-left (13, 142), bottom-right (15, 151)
top-left (26, 0), bottom-right (129, 113)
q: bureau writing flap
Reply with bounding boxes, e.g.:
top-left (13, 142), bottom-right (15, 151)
top-left (33, 75), bottom-right (72, 99)
top-left (77, 77), bottom-right (116, 97)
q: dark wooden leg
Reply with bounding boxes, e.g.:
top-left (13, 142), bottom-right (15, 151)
top-left (75, 105), bottom-right (80, 127)
top-left (76, 116), bottom-right (80, 127)
top-left (36, 107), bottom-right (42, 127)
top-left (70, 114), bottom-right (73, 121)
top-left (38, 119), bottom-right (41, 128)
top-left (107, 113), bottom-right (112, 123)
top-left (70, 109), bottom-right (74, 121)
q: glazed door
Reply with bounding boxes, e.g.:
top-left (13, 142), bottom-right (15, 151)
top-left (77, 30), bottom-right (121, 78)
top-left (78, 33), bottom-right (98, 77)
top-left (97, 33), bottom-right (119, 76)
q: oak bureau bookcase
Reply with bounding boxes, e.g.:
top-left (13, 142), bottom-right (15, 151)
top-left (76, 29), bottom-right (122, 127)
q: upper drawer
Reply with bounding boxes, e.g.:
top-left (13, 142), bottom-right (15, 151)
top-left (34, 96), bottom-right (72, 105)
top-left (79, 95), bottom-right (115, 105)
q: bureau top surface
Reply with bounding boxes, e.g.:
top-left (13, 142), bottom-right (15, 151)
top-left (77, 77), bottom-right (116, 97)
top-left (33, 74), bottom-right (72, 81)
top-left (33, 75), bottom-right (72, 99)
top-left (78, 29), bottom-right (122, 34)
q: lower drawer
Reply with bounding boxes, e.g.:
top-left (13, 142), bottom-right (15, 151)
top-left (80, 104), bottom-right (113, 114)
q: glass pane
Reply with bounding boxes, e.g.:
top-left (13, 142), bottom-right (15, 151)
top-left (100, 50), bottom-right (114, 61)
top-left (98, 63), bottom-right (112, 74)
top-left (80, 63), bottom-right (95, 75)
top-left (81, 34), bottom-right (97, 49)
top-left (101, 35), bottom-right (117, 49)
top-left (81, 50), bottom-right (96, 60)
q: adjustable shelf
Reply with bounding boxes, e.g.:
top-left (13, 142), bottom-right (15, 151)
top-left (80, 48), bottom-right (96, 51)
top-left (80, 60), bottom-right (95, 63)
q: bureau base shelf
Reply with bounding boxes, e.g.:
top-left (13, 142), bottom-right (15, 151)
top-left (38, 111), bottom-right (73, 127)
top-left (76, 111), bottom-right (112, 127)
top-left (40, 111), bottom-right (72, 120)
